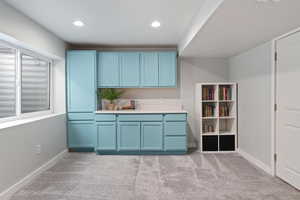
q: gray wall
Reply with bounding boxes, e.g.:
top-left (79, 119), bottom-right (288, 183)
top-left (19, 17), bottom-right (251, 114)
top-left (0, 1), bottom-right (67, 195)
top-left (0, 114), bottom-right (66, 194)
top-left (229, 42), bottom-right (272, 167)
top-left (180, 57), bottom-right (229, 146)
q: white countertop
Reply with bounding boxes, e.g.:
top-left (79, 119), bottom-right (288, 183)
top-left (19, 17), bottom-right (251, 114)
top-left (95, 110), bottom-right (188, 114)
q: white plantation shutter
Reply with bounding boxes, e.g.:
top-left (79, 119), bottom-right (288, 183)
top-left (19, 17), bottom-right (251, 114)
top-left (21, 54), bottom-right (50, 113)
top-left (0, 47), bottom-right (16, 118)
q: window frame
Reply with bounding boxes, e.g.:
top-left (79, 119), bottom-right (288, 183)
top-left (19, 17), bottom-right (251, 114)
top-left (0, 41), bottom-right (53, 123)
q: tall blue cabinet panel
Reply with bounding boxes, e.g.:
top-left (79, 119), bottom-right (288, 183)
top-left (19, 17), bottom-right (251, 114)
top-left (141, 122), bottom-right (163, 151)
top-left (96, 122), bottom-right (117, 151)
top-left (120, 52), bottom-right (140, 87)
top-left (140, 52), bottom-right (159, 87)
top-left (68, 121), bottom-right (96, 148)
top-left (118, 122), bottom-right (140, 151)
top-left (67, 51), bottom-right (96, 112)
top-left (98, 52), bottom-right (119, 87)
top-left (159, 52), bottom-right (177, 87)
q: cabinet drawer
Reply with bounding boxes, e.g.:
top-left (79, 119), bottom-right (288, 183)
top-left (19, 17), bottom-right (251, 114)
top-left (164, 114), bottom-right (186, 121)
top-left (68, 113), bottom-right (94, 121)
top-left (118, 114), bottom-right (163, 121)
top-left (165, 122), bottom-right (186, 136)
top-left (165, 136), bottom-right (187, 151)
top-left (95, 114), bottom-right (116, 121)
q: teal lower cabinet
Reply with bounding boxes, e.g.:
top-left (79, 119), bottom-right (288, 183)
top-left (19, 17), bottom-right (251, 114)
top-left (68, 121), bottom-right (96, 151)
top-left (141, 122), bottom-right (163, 151)
top-left (118, 122), bottom-right (141, 151)
top-left (96, 122), bottom-right (117, 151)
top-left (85, 113), bottom-right (187, 154)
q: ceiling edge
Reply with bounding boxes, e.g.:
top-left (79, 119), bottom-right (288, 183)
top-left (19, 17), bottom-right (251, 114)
top-left (178, 0), bottom-right (224, 56)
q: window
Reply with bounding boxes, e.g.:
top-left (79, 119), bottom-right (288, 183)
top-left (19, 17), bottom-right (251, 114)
top-left (21, 54), bottom-right (50, 113)
top-left (0, 42), bottom-right (52, 122)
top-left (0, 46), bottom-right (16, 118)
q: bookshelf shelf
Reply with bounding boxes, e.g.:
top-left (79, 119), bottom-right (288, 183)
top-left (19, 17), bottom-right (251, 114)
top-left (195, 83), bottom-right (237, 153)
top-left (202, 100), bottom-right (217, 103)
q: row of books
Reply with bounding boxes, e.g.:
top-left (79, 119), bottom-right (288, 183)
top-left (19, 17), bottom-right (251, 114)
top-left (202, 104), bottom-right (215, 117)
top-left (202, 87), bottom-right (215, 100)
top-left (219, 104), bottom-right (230, 117)
top-left (219, 86), bottom-right (232, 100)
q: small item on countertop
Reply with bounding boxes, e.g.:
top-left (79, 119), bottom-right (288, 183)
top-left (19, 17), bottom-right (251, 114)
top-left (130, 100), bottom-right (136, 109)
top-left (121, 100), bottom-right (136, 110)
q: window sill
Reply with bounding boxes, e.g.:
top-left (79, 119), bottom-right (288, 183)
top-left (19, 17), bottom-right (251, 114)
top-left (0, 113), bottom-right (66, 130)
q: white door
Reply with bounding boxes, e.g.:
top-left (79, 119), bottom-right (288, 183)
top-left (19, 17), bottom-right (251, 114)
top-left (276, 31), bottom-right (300, 190)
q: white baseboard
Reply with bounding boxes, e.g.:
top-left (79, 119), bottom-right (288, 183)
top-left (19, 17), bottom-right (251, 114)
top-left (0, 149), bottom-right (68, 200)
top-left (238, 148), bottom-right (273, 176)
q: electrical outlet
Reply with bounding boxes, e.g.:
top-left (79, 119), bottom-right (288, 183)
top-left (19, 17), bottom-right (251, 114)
top-left (35, 145), bottom-right (41, 155)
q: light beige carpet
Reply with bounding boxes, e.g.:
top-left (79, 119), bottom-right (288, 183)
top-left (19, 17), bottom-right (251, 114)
top-left (10, 152), bottom-right (300, 200)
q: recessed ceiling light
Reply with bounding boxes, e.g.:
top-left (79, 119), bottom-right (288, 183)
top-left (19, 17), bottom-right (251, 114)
top-left (151, 21), bottom-right (161, 28)
top-left (73, 20), bottom-right (84, 27)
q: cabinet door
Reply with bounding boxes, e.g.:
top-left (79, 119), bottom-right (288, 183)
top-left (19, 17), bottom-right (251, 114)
top-left (141, 122), bottom-right (163, 151)
top-left (96, 122), bottom-right (116, 151)
top-left (118, 122), bottom-right (140, 151)
top-left (68, 121), bottom-right (96, 148)
top-left (159, 52), bottom-right (177, 87)
top-left (67, 51), bottom-right (96, 112)
top-left (98, 52), bottom-right (119, 87)
top-left (120, 52), bottom-right (140, 87)
top-left (140, 52), bottom-right (158, 87)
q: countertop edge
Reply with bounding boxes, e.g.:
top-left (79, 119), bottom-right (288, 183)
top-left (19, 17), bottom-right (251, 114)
top-left (94, 110), bottom-right (188, 114)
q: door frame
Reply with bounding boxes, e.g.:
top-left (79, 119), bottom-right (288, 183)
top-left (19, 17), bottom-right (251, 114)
top-left (272, 27), bottom-right (300, 177)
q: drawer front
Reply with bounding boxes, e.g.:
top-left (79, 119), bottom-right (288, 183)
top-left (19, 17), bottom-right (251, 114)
top-left (68, 113), bottom-right (94, 121)
top-left (118, 114), bottom-right (163, 122)
top-left (165, 136), bottom-right (187, 151)
top-left (95, 114), bottom-right (116, 121)
top-left (165, 122), bottom-right (186, 136)
top-left (164, 114), bottom-right (186, 121)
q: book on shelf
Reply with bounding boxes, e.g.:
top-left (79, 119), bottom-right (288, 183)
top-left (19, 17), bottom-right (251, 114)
top-left (202, 87), bottom-right (215, 100)
top-left (219, 103), bottom-right (230, 117)
top-left (202, 123), bottom-right (215, 133)
top-left (202, 104), bottom-right (215, 117)
top-left (219, 86), bottom-right (232, 100)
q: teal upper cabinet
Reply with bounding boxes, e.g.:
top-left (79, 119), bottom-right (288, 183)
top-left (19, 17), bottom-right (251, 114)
top-left (120, 52), bottom-right (140, 87)
top-left (159, 52), bottom-right (177, 87)
top-left (67, 51), bottom-right (96, 112)
top-left (98, 52), bottom-right (120, 87)
top-left (140, 52), bottom-right (159, 87)
top-left (97, 51), bottom-right (177, 88)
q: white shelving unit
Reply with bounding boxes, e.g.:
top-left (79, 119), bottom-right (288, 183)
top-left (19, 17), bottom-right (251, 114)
top-left (195, 83), bottom-right (237, 153)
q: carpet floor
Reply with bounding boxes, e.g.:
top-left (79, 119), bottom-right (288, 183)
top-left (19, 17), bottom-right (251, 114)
top-left (10, 152), bottom-right (300, 200)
